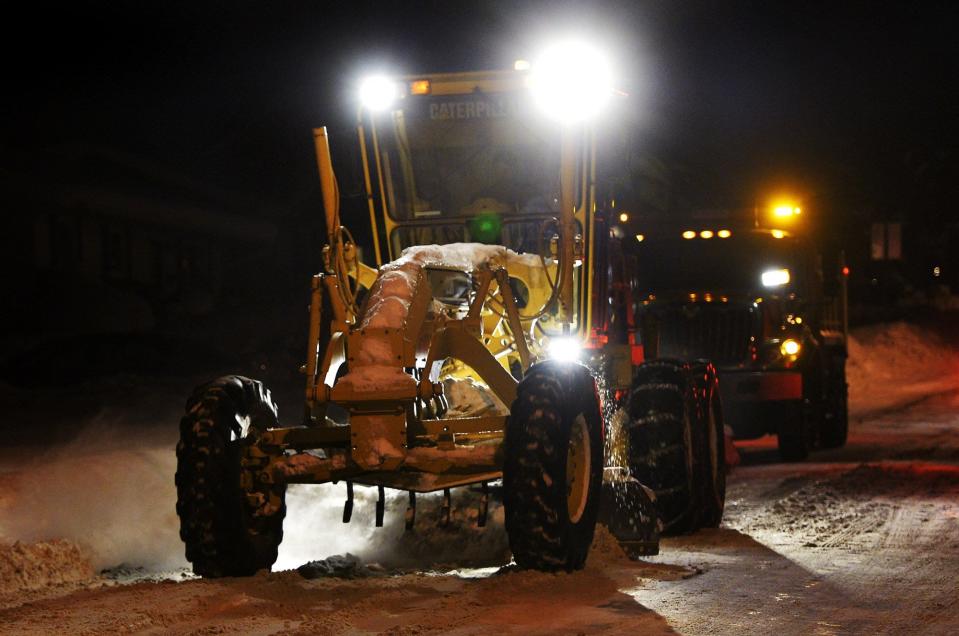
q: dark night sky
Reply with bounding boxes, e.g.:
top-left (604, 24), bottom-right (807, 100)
top-left (3, 0), bottom-right (957, 223)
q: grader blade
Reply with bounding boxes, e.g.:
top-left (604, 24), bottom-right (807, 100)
top-left (599, 474), bottom-right (661, 557)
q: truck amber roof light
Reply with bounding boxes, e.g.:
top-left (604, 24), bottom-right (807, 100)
top-left (682, 230), bottom-right (696, 239)
top-left (700, 230), bottom-right (714, 239)
top-left (717, 229), bottom-right (731, 238)
top-left (410, 79), bottom-right (431, 95)
top-left (774, 205), bottom-right (801, 217)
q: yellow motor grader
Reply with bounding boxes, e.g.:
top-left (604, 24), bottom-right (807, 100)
top-left (175, 44), bottom-right (726, 576)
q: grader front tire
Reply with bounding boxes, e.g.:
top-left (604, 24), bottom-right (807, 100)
top-left (504, 360), bottom-right (604, 571)
top-left (175, 376), bottom-right (286, 578)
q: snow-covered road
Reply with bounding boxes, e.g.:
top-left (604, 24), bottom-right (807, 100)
top-left (640, 389), bottom-right (959, 635)
top-left (1, 322), bottom-right (958, 633)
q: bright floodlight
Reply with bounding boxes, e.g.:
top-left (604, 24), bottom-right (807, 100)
top-left (761, 268), bottom-right (791, 287)
top-left (530, 39), bottom-right (613, 122)
top-left (548, 337), bottom-right (582, 362)
top-left (359, 76), bottom-right (397, 112)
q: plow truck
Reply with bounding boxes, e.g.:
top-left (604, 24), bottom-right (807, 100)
top-left (175, 43), bottom-right (726, 577)
top-left (626, 206), bottom-right (849, 461)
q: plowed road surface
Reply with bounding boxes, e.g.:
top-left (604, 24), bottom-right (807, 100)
top-left (2, 390), bottom-right (959, 635)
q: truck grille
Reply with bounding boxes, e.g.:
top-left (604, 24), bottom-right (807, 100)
top-left (650, 305), bottom-right (755, 366)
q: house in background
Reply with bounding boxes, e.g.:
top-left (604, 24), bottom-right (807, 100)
top-left (2, 146), bottom-right (277, 336)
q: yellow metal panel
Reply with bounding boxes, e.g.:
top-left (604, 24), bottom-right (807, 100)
top-left (352, 470), bottom-right (503, 493)
top-left (350, 412), bottom-right (407, 471)
top-left (421, 415), bottom-right (507, 436)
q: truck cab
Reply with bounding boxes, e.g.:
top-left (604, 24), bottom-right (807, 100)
top-left (625, 221), bottom-right (848, 460)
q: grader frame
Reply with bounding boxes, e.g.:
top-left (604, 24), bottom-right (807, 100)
top-left (237, 70), bottom-right (608, 522)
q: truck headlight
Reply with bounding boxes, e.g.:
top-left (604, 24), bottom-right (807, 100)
top-left (530, 39), bottom-right (613, 122)
top-left (761, 268), bottom-right (791, 287)
top-left (780, 339), bottom-right (801, 357)
top-left (548, 337), bottom-right (582, 362)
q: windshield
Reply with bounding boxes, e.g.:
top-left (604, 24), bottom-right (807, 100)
top-left (633, 232), bottom-right (804, 294)
top-left (373, 92), bottom-right (563, 254)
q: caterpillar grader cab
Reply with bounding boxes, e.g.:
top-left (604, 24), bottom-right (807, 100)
top-left (175, 43), bottom-right (726, 577)
top-left (626, 208), bottom-right (849, 461)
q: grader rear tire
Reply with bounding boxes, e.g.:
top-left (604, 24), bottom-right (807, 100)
top-left (175, 375), bottom-right (286, 577)
top-left (504, 360), bottom-right (604, 571)
top-left (627, 360), bottom-right (699, 535)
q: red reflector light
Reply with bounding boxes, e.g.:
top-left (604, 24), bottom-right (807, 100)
top-left (842, 266), bottom-right (850, 276)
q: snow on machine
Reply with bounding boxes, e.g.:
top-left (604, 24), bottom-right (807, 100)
top-left (175, 48), bottom-right (725, 577)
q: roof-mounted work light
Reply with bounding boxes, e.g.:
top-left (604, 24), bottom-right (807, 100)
top-left (359, 75), bottom-right (398, 112)
top-left (529, 39), bottom-right (613, 122)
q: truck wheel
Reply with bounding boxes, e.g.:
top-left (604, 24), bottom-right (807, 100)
top-left (819, 356), bottom-right (848, 449)
top-left (777, 408), bottom-right (811, 461)
top-left (175, 376), bottom-right (286, 577)
top-left (690, 362), bottom-right (726, 528)
top-left (504, 360), bottom-right (604, 571)
top-left (627, 360), bottom-right (699, 534)
top-left (778, 355), bottom-right (822, 461)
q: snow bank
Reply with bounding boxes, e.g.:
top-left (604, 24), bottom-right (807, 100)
top-left (0, 540), bottom-right (93, 597)
top-left (0, 420), bottom-right (187, 572)
top-left (847, 322), bottom-right (959, 415)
